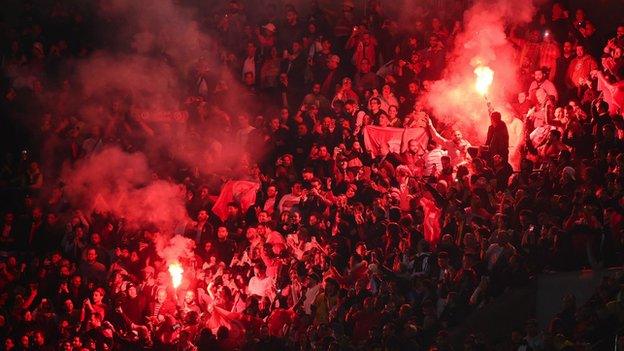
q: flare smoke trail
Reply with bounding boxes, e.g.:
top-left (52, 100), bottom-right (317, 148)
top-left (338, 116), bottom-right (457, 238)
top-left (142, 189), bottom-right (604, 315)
top-left (424, 0), bottom-right (538, 141)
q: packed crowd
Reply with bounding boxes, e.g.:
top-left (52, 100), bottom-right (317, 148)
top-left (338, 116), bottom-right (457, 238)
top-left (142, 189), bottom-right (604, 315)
top-left (1, 0), bottom-right (624, 350)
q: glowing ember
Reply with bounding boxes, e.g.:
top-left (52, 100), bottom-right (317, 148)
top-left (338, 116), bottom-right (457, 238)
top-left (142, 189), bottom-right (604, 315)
top-left (474, 66), bottom-right (494, 96)
top-left (168, 262), bottom-right (183, 289)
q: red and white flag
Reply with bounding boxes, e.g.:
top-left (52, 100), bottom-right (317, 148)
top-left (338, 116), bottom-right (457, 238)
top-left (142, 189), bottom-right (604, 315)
top-left (596, 72), bottom-right (624, 115)
top-left (363, 126), bottom-right (429, 157)
top-left (211, 180), bottom-right (260, 221)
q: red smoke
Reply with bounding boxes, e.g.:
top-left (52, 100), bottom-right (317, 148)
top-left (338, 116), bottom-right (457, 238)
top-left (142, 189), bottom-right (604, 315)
top-left (424, 0), bottom-right (537, 142)
top-left (62, 147), bottom-right (189, 231)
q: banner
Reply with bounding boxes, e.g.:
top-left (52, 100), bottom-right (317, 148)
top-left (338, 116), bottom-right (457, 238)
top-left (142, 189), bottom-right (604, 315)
top-left (363, 126), bottom-right (429, 157)
top-left (212, 180), bottom-right (260, 221)
top-left (596, 72), bottom-right (624, 115)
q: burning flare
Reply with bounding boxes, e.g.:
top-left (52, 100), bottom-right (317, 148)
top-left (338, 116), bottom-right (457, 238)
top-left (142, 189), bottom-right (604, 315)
top-left (168, 262), bottom-right (183, 289)
top-left (474, 66), bottom-right (494, 96)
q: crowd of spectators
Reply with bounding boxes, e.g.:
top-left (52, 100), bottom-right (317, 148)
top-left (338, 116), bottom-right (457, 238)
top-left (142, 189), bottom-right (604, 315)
top-left (1, 0), bottom-right (624, 350)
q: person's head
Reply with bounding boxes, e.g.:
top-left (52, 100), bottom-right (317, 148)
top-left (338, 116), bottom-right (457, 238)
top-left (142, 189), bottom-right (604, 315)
top-left (312, 83), bottom-right (321, 95)
top-left (429, 34), bottom-right (441, 48)
top-left (286, 9), bottom-right (298, 25)
top-left (528, 29), bottom-right (540, 42)
top-left (359, 58), bottom-right (371, 73)
top-left (437, 251), bottom-right (449, 268)
top-left (156, 288), bottom-right (167, 303)
top-left (290, 211), bottom-right (302, 224)
top-left (127, 285), bottom-right (137, 298)
top-left (322, 116), bottom-right (333, 129)
top-left (552, 2), bottom-right (565, 18)
top-left (360, 31), bottom-right (372, 46)
top-left (453, 130), bottom-right (463, 143)
top-left (321, 38), bottom-right (332, 51)
top-left (184, 290), bottom-right (195, 304)
top-left (197, 210), bottom-right (208, 222)
top-left (4, 337), bottom-right (14, 350)
top-left (518, 209), bottom-right (533, 227)
top-left (64, 298), bottom-right (74, 312)
top-left (217, 226), bottom-right (228, 240)
top-left (71, 274), bottom-right (82, 287)
top-left (90, 232), bottom-right (101, 246)
top-left (227, 202), bottom-right (240, 217)
top-left (311, 178), bottom-right (322, 190)
top-left (562, 41), bottom-right (573, 56)
top-left (297, 123), bottom-right (308, 136)
top-left (72, 336), bottom-right (82, 348)
top-left (266, 185), bottom-right (277, 199)
top-left (517, 92), bottom-right (527, 104)
top-left (93, 288), bottom-right (105, 303)
top-left (20, 335), bottom-right (29, 348)
top-left (318, 145), bottom-right (329, 158)
top-left (327, 55), bottom-right (340, 70)
top-left (342, 77), bottom-right (352, 90)
top-left (408, 139), bottom-right (420, 153)
top-left (344, 99), bottom-right (357, 113)
top-left (575, 44), bottom-right (585, 58)
top-left (614, 24), bottom-right (624, 40)
top-left (379, 113), bottom-right (389, 127)
top-left (324, 277), bottom-right (339, 296)
top-left (549, 129), bottom-right (562, 142)
top-left (490, 111), bottom-right (502, 125)
top-left (253, 263), bottom-right (266, 278)
top-left (370, 97), bottom-right (381, 111)
top-left (583, 21), bottom-right (596, 36)
top-left (574, 8), bottom-right (587, 22)
top-left (426, 139), bottom-right (437, 151)
top-left (534, 69), bottom-right (545, 83)
top-left (243, 72), bottom-right (255, 86)
top-left (493, 154), bottom-right (503, 166)
top-left (34, 331), bottom-right (45, 346)
top-left (86, 248), bottom-right (98, 264)
top-left (270, 116), bottom-right (280, 130)
top-left (346, 183), bottom-right (357, 198)
top-left (536, 88), bottom-right (548, 104)
top-left (382, 84), bottom-right (392, 96)
top-left (388, 105), bottom-right (398, 118)
top-left (292, 40), bottom-right (302, 54)
top-left (32, 206), bottom-right (43, 220)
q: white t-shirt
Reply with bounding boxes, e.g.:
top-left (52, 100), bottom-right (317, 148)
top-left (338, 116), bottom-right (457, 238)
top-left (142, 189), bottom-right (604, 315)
top-left (248, 275), bottom-right (274, 298)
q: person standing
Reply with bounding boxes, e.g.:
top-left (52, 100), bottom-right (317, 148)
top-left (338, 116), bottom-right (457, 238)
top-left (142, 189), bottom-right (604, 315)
top-left (485, 111), bottom-right (509, 162)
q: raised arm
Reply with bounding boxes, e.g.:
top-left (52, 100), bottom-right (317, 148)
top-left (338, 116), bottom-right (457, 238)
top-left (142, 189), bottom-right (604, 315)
top-left (427, 117), bottom-right (449, 145)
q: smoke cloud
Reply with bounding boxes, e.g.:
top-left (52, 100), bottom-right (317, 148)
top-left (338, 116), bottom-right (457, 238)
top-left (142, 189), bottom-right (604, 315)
top-left (61, 146), bottom-right (189, 231)
top-left (424, 0), bottom-right (537, 141)
top-left (155, 234), bottom-right (196, 265)
top-left (48, 0), bottom-right (267, 258)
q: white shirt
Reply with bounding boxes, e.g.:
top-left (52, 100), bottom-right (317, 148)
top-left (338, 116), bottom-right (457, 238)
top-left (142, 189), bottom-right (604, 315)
top-left (248, 275), bottom-right (273, 297)
top-left (304, 284), bottom-right (321, 315)
top-left (242, 56), bottom-right (256, 80)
